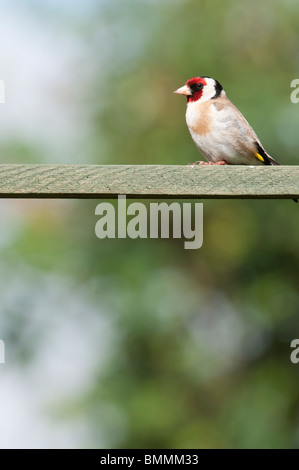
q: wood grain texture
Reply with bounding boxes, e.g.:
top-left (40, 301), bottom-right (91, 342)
top-left (0, 164), bottom-right (298, 199)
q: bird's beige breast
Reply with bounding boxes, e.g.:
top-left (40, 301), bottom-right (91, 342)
top-left (185, 101), bottom-right (212, 135)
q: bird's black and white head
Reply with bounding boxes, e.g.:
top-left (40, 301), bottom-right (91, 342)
top-left (174, 76), bottom-right (225, 103)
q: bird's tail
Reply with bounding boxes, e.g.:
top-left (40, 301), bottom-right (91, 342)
top-left (268, 155), bottom-right (280, 166)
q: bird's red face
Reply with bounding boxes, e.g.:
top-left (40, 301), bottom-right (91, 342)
top-left (174, 76), bottom-right (223, 103)
top-left (174, 77), bottom-right (207, 103)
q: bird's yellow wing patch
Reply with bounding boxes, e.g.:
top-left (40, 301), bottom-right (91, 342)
top-left (255, 152), bottom-right (265, 163)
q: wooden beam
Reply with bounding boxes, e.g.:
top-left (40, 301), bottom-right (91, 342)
top-left (0, 164), bottom-right (298, 199)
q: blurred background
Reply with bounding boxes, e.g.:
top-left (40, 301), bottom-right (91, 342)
top-left (0, 0), bottom-right (299, 449)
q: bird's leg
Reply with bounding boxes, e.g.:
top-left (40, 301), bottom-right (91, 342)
top-left (188, 161), bottom-right (213, 166)
top-left (188, 160), bottom-right (228, 167)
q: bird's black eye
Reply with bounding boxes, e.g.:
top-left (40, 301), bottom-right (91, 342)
top-left (190, 82), bottom-right (204, 93)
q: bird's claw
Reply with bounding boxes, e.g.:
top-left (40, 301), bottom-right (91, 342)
top-left (188, 160), bottom-right (228, 167)
top-left (188, 161), bottom-right (211, 167)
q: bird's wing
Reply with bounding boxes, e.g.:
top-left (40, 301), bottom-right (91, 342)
top-left (213, 97), bottom-right (279, 165)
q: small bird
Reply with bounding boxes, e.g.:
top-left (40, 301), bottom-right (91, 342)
top-left (174, 76), bottom-right (297, 202)
top-left (174, 76), bottom-right (279, 166)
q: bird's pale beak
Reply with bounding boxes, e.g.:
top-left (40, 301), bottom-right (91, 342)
top-left (173, 85), bottom-right (192, 96)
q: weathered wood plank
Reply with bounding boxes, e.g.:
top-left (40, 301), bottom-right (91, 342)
top-left (0, 164), bottom-right (298, 199)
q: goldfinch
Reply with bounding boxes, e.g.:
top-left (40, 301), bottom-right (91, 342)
top-left (174, 76), bottom-right (279, 166)
top-left (175, 76), bottom-right (298, 202)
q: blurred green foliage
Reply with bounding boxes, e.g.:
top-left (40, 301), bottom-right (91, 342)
top-left (1, 0), bottom-right (299, 449)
